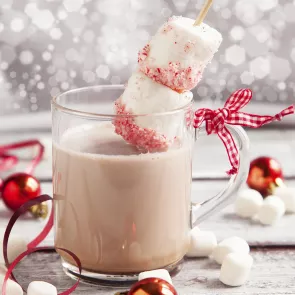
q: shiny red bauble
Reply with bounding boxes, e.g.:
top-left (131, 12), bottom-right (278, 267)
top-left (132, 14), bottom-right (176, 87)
top-left (128, 278), bottom-right (178, 295)
top-left (1, 173), bottom-right (41, 211)
top-left (247, 156), bottom-right (284, 197)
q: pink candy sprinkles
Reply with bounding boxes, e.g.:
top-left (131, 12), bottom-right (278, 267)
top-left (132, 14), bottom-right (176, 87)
top-left (138, 44), bottom-right (203, 92)
top-left (113, 99), bottom-right (170, 152)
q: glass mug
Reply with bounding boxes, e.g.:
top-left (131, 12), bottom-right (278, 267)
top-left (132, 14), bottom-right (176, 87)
top-left (52, 85), bottom-right (249, 284)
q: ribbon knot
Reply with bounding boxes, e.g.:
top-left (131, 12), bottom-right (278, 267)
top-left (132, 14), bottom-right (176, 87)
top-left (213, 108), bottom-right (230, 132)
top-left (194, 89), bottom-right (294, 175)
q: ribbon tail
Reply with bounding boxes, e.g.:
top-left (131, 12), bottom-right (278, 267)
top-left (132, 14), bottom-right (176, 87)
top-left (271, 105), bottom-right (294, 123)
top-left (228, 105), bottom-right (295, 128)
top-left (217, 127), bottom-right (239, 175)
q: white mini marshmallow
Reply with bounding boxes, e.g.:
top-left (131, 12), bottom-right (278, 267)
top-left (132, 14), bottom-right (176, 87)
top-left (139, 16), bottom-right (222, 90)
top-left (186, 230), bottom-right (217, 258)
top-left (212, 236), bottom-right (250, 265)
top-left (274, 187), bottom-right (295, 213)
top-left (0, 230), bottom-right (27, 264)
top-left (27, 281), bottom-right (57, 295)
top-left (257, 195), bottom-right (285, 225)
top-left (235, 189), bottom-right (264, 218)
top-left (219, 252), bottom-right (253, 287)
top-left (138, 269), bottom-right (172, 285)
top-left (120, 71), bottom-right (192, 138)
top-left (0, 274), bottom-right (23, 295)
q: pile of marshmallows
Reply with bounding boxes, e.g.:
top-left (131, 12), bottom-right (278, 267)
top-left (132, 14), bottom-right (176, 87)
top-left (137, 228), bottom-right (252, 288)
top-left (235, 186), bottom-right (295, 225)
top-left (115, 228), bottom-right (253, 290)
top-left (1, 229), bottom-right (252, 294)
top-left (186, 229), bottom-right (252, 287)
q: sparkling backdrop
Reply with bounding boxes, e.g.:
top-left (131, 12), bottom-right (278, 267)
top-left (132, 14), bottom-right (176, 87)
top-left (0, 0), bottom-right (295, 115)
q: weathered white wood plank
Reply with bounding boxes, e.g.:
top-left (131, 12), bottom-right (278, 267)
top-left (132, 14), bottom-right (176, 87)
top-left (2, 181), bottom-right (295, 248)
top-left (1, 129), bottom-right (295, 179)
top-left (14, 248), bottom-right (295, 294)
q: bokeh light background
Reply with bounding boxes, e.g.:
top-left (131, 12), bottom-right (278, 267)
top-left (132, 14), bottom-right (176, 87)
top-left (0, 0), bottom-right (295, 115)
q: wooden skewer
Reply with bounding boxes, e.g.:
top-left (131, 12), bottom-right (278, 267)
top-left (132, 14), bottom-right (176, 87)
top-left (194, 0), bottom-right (213, 26)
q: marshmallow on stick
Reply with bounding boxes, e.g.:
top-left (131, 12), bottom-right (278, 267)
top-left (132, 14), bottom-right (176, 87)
top-left (114, 1), bottom-right (220, 151)
top-left (114, 72), bottom-right (192, 151)
top-left (138, 16), bottom-right (222, 92)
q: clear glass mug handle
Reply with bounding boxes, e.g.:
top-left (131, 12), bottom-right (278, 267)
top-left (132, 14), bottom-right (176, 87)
top-left (191, 124), bottom-right (250, 227)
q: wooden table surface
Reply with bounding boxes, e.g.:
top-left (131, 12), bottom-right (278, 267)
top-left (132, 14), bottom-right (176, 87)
top-left (1, 126), bottom-right (295, 294)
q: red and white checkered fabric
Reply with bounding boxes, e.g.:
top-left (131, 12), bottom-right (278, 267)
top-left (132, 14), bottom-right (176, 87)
top-left (194, 89), bottom-right (295, 175)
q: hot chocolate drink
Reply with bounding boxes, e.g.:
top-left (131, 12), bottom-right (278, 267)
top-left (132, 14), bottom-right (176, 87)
top-left (53, 123), bottom-right (192, 273)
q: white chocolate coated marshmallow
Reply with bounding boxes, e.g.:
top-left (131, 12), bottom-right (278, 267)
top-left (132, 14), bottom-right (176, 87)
top-left (138, 269), bottom-right (172, 285)
top-left (27, 281), bottom-right (57, 295)
top-left (219, 252), bottom-right (253, 287)
top-left (274, 187), bottom-right (295, 213)
top-left (212, 236), bottom-right (250, 265)
top-left (0, 274), bottom-right (23, 295)
top-left (235, 189), bottom-right (263, 218)
top-left (117, 71), bottom-right (192, 140)
top-left (257, 195), bottom-right (285, 225)
top-left (186, 230), bottom-right (217, 258)
top-left (121, 72), bottom-right (192, 115)
top-left (138, 16), bottom-right (222, 91)
top-left (0, 230), bottom-right (27, 264)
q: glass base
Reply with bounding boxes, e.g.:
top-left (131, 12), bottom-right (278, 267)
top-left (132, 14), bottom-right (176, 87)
top-left (62, 258), bottom-right (183, 287)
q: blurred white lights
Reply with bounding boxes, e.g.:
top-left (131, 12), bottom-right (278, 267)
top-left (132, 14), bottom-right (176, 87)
top-left (256, 0), bottom-right (278, 12)
top-left (284, 3), bottom-right (295, 23)
top-left (10, 18), bottom-right (25, 32)
top-left (19, 50), bottom-right (34, 65)
top-left (250, 24), bottom-right (270, 43)
top-left (270, 56), bottom-right (292, 81)
top-left (230, 26), bottom-right (245, 41)
top-left (1, 62), bottom-right (9, 70)
top-left (42, 51), bottom-right (52, 61)
top-left (50, 28), bottom-right (63, 40)
top-left (250, 57), bottom-right (271, 79)
top-left (240, 71), bottom-right (255, 85)
top-left (221, 8), bottom-right (231, 20)
top-left (225, 45), bottom-right (246, 66)
top-left (96, 65), bottom-right (110, 79)
top-left (57, 10), bottom-right (68, 20)
top-left (37, 82), bottom-right (45, 90)
top-left (24, 3), bottom-right (38, 17)
top-left (63, 0), bottom-right (84, 12)
top-left (61, 82), bottom-right (69, 90)
top-left (277, 82), bottom-right (286, 90)
top-left (235, 0), bottom-right (263, 26)
top-left (32, 10), bottom-right (54, 30)
top-left (0, 0), bottom-right (295, 115)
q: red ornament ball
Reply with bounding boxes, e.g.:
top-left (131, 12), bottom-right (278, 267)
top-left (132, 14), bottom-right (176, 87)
top-left (1, 173), bottom-right (41, 211)
top-left (247, 156), bottom-right (284, 197)
top-left (128, 278), bottom-right (178, 295)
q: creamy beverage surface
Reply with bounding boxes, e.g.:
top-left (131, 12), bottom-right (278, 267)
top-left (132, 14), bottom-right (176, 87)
top-left (53, 123), bottom-right (192, 273)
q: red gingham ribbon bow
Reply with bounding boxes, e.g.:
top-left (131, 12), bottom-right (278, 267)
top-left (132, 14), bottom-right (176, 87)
top-left (193, 89), bottom-right (294, 175)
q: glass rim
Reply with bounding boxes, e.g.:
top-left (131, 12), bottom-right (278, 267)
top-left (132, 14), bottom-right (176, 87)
top-left (51, 85), bottom-right (193, 119)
